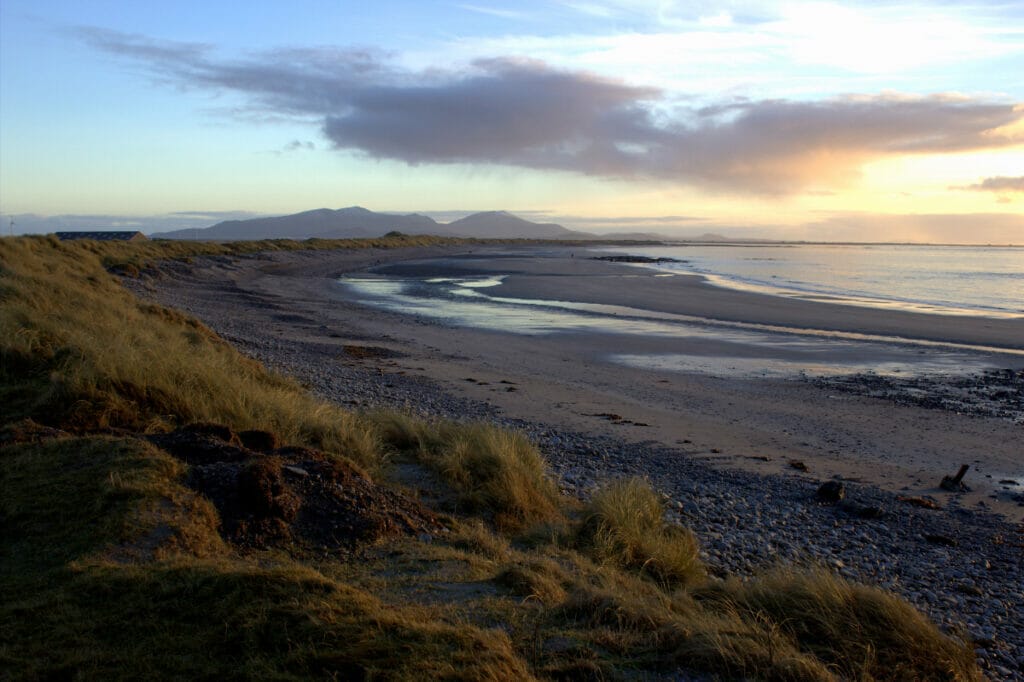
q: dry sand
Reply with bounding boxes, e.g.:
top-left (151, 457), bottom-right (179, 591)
top-left (154, 244), bottom-right (1024, 522)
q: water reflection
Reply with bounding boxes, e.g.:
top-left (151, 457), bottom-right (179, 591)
top-left (337, 274), bottom-right (1020, 378)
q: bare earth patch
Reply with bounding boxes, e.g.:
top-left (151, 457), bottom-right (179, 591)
top-left (149, 423), bottom-right (443, 557)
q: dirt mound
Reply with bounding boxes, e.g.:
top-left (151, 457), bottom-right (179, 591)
top-left (149, 424), bottom-right (443, 557)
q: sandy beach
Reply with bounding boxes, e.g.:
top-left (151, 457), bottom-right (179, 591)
top-left (139, 245), bottom-right (1024, 523)
top-left (127, 243), bottom-right (1024, 673)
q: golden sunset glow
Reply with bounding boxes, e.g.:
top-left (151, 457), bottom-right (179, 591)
top-left (1, 0), bottom-right (1021, 241)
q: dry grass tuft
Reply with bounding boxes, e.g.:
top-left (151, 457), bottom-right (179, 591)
top-left (695, 569), bottom-right (981, 681)
top-left (576, 477), bottom-right (705, 587)
top-left (377, 413), bottom-right (563, 532)
top-left (496, 558), bottom-right (568, 606)
top-left (0, 236), bottom-right (382, 469)
top-left (431, 423), bottom-right (562, 530)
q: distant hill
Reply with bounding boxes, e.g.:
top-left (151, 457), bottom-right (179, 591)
top-left (150, 206), bottom-right (597, 241)
top-left (444, 211), bottom-right (579, 239)
top-left (153, 207), bottom-right (444, 241)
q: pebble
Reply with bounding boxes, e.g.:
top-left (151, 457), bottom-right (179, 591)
top-left (129, 261), bottom-right (1024, 681)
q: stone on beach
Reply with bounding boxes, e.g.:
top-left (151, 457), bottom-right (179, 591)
top-left (816, 480), bottom-right (846, 503)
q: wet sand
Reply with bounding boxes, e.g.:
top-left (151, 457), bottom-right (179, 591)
top-left (370, 251), bottom-right (1024, 351)
top-left (150, 244), bottom-right (1024, 521)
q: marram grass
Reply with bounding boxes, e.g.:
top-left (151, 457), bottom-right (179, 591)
top-left (577, 477), bottom-right (705, 586)
top-left (0, 235), bottom-right (381, 467)
top-left (0, 235), bottom-right (980, 680)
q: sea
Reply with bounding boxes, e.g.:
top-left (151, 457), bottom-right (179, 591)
top-left (597, 243), bottom-right (1023, 319)
top-left (338, 243), bottom-right (1024, 379)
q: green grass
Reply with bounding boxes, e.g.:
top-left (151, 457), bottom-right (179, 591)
top-left (0, 235), bottom-right (981, 680)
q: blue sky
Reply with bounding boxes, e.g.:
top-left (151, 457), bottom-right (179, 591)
top-left (1, 0), bottom-right (1022, 241)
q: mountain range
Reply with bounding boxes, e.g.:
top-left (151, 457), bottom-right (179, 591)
top-left (152, 207), bottom-right (592, 241)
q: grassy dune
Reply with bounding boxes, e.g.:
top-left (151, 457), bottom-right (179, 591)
top-left (0, 236), bottom-right (979, 680)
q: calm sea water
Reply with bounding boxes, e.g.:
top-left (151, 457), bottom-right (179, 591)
top-left (600, 244), bottom-right (1024, 318)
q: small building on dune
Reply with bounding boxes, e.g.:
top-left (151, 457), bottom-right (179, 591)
top-left (55, 231), bottom-right (148, 242)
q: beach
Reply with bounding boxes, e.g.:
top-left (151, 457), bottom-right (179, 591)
top-left (130, 244), bottom-right (1024, 674)
top-left (138, 244), bottom-right (1024, 519)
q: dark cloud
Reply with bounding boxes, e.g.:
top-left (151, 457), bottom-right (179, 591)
top-left (79, 28), bottom-right (1024, 194)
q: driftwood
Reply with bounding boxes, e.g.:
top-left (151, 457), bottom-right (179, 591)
top-left (940, 464), bottom-right (970, 492)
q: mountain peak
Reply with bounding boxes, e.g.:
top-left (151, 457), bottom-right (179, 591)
top-left (149, 206), bottom-right (587, 241)
top-left (447, 210), bottom-right (575, 238)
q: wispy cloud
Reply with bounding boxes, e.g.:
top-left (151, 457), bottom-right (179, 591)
top-left (444, 2), bottom-right (1024, 95)
top-left (458, 4), bottom-right (530, 20)
top-left (78, 27), bottom-right (1024, 194)
top-left (956, 175), bottom-right (1024, 202)
top-left (556, 214), bottom-right (703, 224)
top-left (281, 139), bottom-right (316, 153)
top-left (961, 176), bottom-right (1024, 192)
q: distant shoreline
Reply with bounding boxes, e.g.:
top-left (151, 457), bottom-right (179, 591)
top-left (398, 249), bottom-right (1024, 351)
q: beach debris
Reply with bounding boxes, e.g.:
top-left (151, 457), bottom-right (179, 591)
top-left (923, 533), bottom-right (958, 547)
top-left (956, 582), bottom-right (984, 597)
top-left (897, 496), bottom-right (941, 510)
top-left (940, 464), bottom-right (970, 492)
top-left (342, 344), bottom-right (401, 360)
top-left (840, 502), bottom-right (885, 519)
top-left (816, 481), bottom-right (846, 504)
top-left (807, 368), bottom-right (1024, 424)
top-left (590, 255), bottom-right (683, 264)
top-left (788, 460), bottom-right (809, 472)
top-left (591, 413), bottom-right (624, 422)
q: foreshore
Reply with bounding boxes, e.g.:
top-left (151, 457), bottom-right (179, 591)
top-left (129, 244), bottom-right (1024, 676)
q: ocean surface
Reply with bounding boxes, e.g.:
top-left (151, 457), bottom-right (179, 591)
top-left (599, 243), bottom-right (1023, 318)
top-left (338, 243), bottom-right (1024, 379)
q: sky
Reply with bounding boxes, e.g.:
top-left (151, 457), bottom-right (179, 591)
top-left (1, 0), bottom-right (1022, 242)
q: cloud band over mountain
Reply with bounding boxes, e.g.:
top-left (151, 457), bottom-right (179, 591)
top-left (79, 27), bottom-right (1024, 194)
